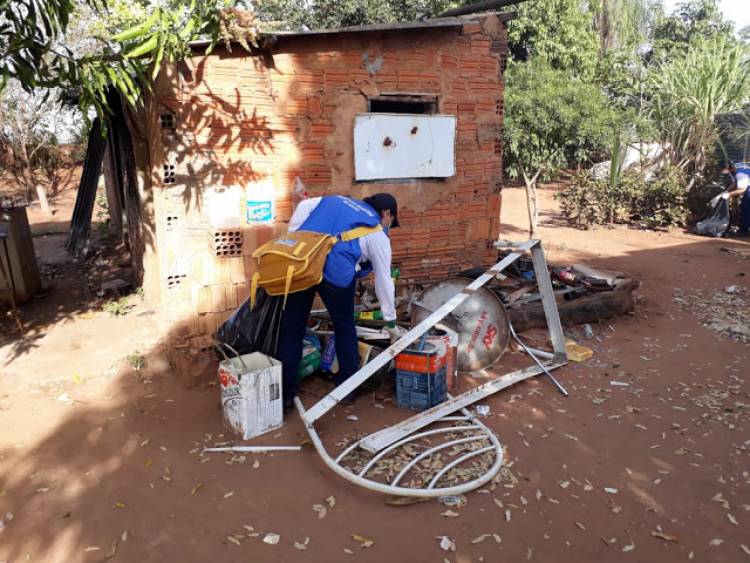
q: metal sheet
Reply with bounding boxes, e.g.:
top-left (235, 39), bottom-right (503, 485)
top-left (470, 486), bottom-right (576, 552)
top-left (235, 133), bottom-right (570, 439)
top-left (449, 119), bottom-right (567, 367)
top-left (354, 114), bottom-right (456, 180)
top-left (414, 278), bottom-right (510, 371)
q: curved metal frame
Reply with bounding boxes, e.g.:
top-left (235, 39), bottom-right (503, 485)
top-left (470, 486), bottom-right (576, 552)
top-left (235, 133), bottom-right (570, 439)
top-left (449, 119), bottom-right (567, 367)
top-left (296, 396), bottom-right (504, 497)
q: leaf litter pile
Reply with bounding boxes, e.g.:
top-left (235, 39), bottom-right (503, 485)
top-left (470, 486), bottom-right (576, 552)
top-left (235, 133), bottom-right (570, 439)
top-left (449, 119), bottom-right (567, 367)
top-left (334, 422), bottom-right (498, 489)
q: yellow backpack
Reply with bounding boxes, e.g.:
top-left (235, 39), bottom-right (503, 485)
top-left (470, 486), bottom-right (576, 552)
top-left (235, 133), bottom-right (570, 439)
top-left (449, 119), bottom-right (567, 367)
top-left (249, 225), bottom-right (382, 308)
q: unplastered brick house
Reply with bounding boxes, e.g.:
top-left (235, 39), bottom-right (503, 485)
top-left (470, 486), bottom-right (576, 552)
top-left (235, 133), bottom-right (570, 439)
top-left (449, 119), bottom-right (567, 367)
top-left (129, 13), bottom-right (511, 336)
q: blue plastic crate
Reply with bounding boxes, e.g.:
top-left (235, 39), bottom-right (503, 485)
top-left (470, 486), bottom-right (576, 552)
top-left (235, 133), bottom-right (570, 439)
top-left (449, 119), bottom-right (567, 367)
top-left (396, 367), bottom-right (447, 411)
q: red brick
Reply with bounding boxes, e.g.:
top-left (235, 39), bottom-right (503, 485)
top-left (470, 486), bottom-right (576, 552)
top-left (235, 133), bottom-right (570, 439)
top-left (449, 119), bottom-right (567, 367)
top-left (210, 285), bottom-right (226, 312)
top-left (307, 95), bottom-right (321, 116)
top-left (226, 284), bottom-right (239, 309)
top-left (236, 282), bottom-right (250, 303)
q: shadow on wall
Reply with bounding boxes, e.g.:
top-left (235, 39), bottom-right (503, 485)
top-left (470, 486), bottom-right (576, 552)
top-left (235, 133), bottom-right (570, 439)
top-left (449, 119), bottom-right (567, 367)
top-left (0, 236), bottom-right (748, 562)
top-left (156, 52), bottom-right (278, 216)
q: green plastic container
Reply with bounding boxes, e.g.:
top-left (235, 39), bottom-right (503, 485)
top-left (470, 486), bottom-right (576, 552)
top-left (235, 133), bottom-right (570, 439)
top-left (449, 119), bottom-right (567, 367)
top-left (297, 344), bottom-right (321, 380)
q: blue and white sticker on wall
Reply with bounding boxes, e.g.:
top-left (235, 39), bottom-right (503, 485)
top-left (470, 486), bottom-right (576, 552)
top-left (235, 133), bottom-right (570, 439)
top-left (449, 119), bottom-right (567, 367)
top-left (246, 200), bottom-right (274, 223)
top-left (246, 180), bottom-right (275, 224)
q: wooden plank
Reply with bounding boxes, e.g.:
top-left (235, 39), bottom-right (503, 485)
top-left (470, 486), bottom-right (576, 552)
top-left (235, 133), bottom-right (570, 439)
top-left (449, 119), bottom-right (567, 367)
top-left (359, 361), bottom-right (565, 454)
top-left (509, 279), bottom-right (639, 331)
top-left (301, 240), bottom-right (538, 425)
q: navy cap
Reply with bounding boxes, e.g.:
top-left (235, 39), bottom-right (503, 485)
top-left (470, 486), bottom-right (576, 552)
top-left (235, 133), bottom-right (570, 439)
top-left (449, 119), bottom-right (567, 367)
top-left (363, 193), bottom-right (400, 228)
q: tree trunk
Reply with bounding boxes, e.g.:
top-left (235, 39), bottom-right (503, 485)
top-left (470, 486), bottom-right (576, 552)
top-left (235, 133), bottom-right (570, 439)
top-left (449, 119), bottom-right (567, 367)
top-left (16, 134), bottom-right (52, 216)
top-left (20, 166), bottom-right (51, 215)
top-left (522, 169), bottom-right (540, 238)
top-left (35, 183), bottom-right (51, 216)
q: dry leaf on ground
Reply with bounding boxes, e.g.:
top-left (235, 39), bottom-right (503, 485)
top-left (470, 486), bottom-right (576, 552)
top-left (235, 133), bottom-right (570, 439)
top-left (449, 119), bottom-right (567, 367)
top-left (437, 536), bottom-right (456, 551)
top-left (352, 534), bottom-right (374, 548)
top-left (263, 533), bottom-right (280, 545)
top-left (294, 537), bottom-right (310, 551)
top-left (652, 531), bottom-right (677, 542)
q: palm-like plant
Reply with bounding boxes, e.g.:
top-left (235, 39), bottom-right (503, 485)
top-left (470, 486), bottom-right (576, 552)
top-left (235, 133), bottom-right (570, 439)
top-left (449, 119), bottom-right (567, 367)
top-left (646, 37), bottom-right (750, 188)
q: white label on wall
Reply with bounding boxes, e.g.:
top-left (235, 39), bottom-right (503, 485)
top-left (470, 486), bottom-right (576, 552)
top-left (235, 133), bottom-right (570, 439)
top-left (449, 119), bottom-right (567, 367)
top-left (207, 186), bottom-right (243, 229)
top-left (354, 113), bottom-right (457, 181)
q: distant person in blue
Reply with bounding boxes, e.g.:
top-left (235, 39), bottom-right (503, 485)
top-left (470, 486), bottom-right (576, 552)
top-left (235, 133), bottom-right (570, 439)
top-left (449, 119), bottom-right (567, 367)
top-left (277, 193), bottom-right (403, 411)
top-left (711, 162), bottom-right (750, 236)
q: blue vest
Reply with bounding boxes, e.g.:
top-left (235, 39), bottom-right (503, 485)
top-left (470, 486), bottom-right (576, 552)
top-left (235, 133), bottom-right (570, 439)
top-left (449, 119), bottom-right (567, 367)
top-left (299, 196), bottom-right (381, 287)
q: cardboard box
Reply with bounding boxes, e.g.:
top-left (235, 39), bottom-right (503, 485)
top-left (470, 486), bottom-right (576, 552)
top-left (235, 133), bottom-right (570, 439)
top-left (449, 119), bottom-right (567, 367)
top-left (218, 352), bottom-right (283, 440)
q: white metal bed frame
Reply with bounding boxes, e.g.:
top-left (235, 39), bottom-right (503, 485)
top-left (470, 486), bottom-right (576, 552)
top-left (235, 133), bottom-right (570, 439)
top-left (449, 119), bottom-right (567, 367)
top-left (294, 239), bottom-right (568, 497)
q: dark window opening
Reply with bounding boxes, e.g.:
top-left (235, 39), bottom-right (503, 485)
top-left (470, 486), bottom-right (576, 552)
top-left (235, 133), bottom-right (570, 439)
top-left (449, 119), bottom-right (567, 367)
top-left (163, 164), bottom-right (176, 185)
top-left (160, 112), bottom-right (176, 129)
top-left (368, 95), bottom-right (438, 115)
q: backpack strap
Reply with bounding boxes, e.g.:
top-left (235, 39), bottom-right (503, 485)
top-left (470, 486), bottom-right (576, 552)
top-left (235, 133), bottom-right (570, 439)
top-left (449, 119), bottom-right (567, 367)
top-left (249, 271), bottom-right (260, 309)
top-left (339, 224), bottom-right (383, 242)
top-left (282, 265), bottom-right (295, 309)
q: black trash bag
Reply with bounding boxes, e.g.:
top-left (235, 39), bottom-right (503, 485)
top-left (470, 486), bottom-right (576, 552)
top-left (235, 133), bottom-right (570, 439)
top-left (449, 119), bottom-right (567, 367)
top-left (695, 198), bottom-right (730, 238)
top-left (215, 289), bottom-right (283, 358)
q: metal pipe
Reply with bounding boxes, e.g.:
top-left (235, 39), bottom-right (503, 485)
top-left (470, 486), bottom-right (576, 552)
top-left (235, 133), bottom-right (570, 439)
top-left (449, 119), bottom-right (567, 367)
top-left (509, 322), bottom-right (569, 396)
top-left (357, 425), bottom-right (481, 477)
top-left (391, 435), bottom-right (488, 486)
top-left (202, 446), bottom-right (302, 453)
top-left (427, 445), bottom-right (496, 488)
top-left (522, 346), bottom-right (554, 360)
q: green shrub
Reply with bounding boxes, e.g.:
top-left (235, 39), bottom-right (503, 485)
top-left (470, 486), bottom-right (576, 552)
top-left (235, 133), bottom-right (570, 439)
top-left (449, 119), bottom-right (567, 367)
top-left (556, 165), bottom-right (689, 229)
top-left (631, 166), bottom-right (688, 229)
top-left (556, 172), bottom-right (607, 227)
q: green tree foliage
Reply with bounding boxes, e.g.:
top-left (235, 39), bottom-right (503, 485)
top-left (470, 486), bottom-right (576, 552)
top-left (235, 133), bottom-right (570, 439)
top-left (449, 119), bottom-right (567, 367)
top-left (594, 0), bottom-right (662, 55)
top-left (646, 37), bottom-right (750, 186)
top-left (503, 58), bottom-right (620, 234)
top-left (0, 0), bottom-right (99, 90)
top-left (507, 0), bottom-right (601, 78)
top-left (0, 0), bottom-right (242, 120)
top-left (256, 0), bottom-right (459, 30)
top-left (651, 0), bottom-right (734, 58)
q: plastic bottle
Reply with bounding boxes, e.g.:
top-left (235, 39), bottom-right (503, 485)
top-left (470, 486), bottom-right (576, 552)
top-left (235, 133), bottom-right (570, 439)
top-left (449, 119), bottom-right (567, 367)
top-left (556, 269), bottom-right (577, 284)
top-left (291, 177), bottom-right (308, 213)
top-left (354, 310), bottom-right (383, 321)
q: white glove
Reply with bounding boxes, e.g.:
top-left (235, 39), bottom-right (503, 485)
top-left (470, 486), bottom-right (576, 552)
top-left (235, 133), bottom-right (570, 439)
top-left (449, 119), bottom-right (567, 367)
top-left (386, 325), bottom-right (408, 344)
top-left (710, 192), bottom-right (730, 207)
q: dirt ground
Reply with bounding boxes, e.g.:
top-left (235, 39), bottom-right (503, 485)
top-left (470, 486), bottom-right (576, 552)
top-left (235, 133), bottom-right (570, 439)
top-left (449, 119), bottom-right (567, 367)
top-left (1, 185), bottom-right (749, 563)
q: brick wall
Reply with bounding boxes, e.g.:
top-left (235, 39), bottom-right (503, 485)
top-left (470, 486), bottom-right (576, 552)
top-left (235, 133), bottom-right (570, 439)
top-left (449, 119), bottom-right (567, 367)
top-left (142, 14), bottom-right (509, 335)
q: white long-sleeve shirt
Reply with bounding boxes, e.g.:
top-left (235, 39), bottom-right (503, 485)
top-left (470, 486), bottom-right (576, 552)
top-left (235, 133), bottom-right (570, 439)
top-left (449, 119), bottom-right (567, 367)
top-left (288, 197), bottom-right (396, 321)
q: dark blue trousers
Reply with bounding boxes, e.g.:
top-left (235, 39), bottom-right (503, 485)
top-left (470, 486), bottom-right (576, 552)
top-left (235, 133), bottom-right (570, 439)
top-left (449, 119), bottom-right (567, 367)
top-left (741, 191), bottom-right (750, 233)
top-left (276, 281), bottom-right (358, 401)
